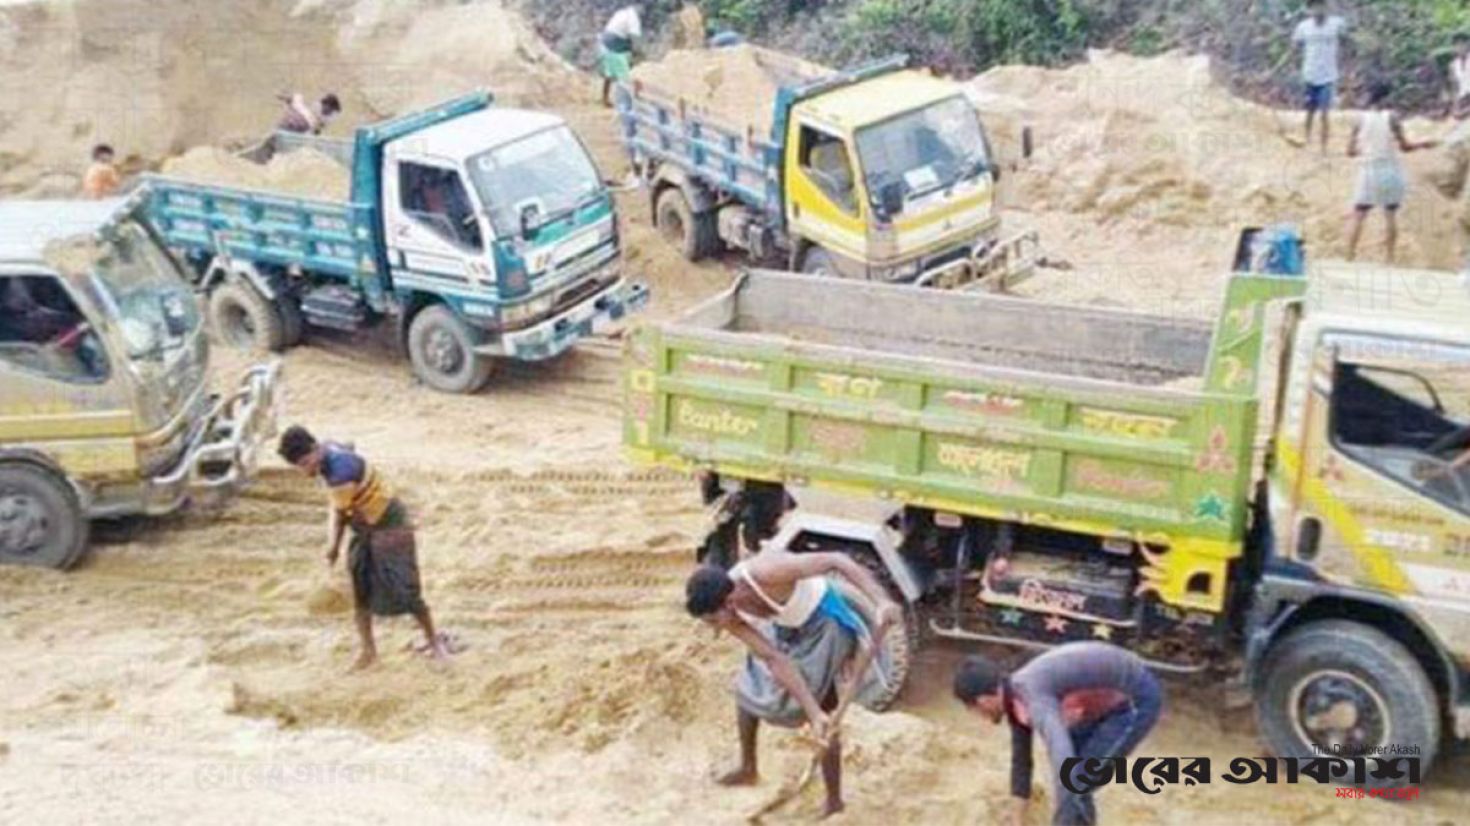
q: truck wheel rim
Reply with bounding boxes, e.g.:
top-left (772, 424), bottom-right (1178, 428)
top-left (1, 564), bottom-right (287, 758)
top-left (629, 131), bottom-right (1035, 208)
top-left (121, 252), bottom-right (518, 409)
top-left (1288, 669), bottom-right (1391, 755)
top-left (224, 305), bottom-right (256, 347)
top-left (660, 208), bottom-right (685, 245)
top-left (426, 326), bottom-right (463, 374)
top-left (0, 493), bottom-right (50, 558)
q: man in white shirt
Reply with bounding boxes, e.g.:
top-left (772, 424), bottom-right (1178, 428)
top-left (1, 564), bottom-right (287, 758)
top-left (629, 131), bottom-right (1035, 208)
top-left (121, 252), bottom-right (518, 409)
top-left (1290, 0), bottom-right (1348, 153)
top-left (1448, 32), bottom-right (1470, 120)
top-left (600, 4), bottom-right (643, 106)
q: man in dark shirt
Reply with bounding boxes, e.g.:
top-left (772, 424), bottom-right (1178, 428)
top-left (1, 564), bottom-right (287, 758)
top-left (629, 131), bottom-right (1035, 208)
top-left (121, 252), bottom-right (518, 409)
top-left (278, 425), bottom-right (449, 670)
top-left (954, 642), bottom-right (1162, 826)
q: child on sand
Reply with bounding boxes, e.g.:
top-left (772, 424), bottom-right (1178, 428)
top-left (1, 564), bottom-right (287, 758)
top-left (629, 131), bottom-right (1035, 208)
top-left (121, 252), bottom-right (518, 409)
top-left (1346, 82), bottom-right (1436, 263)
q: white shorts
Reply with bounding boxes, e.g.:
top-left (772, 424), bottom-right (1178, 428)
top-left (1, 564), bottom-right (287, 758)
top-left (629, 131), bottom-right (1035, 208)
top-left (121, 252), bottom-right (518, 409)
top-left (1354, 159), bottom-right (1406, 209)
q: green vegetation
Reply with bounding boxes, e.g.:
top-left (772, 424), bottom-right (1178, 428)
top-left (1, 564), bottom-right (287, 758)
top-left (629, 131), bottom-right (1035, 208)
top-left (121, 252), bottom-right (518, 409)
top-left (684, 0), bottom-right (1470, 110)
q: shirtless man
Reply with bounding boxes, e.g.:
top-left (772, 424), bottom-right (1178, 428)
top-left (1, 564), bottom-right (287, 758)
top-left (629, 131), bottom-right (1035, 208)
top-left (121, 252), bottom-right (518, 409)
top-left (684, 550), bottom-right (902, 817)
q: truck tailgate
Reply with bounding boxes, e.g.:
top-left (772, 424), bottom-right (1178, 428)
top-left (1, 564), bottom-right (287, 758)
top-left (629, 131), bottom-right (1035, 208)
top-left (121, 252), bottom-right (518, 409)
top-left (624, 271), bottom-right (1257, 543)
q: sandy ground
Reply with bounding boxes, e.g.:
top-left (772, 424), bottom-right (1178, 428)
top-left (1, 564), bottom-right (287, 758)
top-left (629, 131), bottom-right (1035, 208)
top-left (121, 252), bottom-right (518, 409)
top-left (4, 3), bottom-right (1470, 824)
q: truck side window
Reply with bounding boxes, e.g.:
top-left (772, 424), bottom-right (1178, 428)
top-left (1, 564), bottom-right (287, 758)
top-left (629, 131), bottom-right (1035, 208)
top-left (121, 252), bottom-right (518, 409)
top-left (798, 127), bottom-right (857, 215)
top-left (1330, 359), bottom-right (1470, 514)
top-left (0, 275), bottom-right (108, 383)
top-left (398, 162), bottom-right (484, 252)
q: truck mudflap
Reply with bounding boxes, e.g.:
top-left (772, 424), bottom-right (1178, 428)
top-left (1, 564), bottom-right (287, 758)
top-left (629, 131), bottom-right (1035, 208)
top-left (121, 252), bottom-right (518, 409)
top-left (913, 229), bottom-right (1041, 292)
top-left (477, 278), bottom-right (650, 361)
top-left (141, 360), bottom-right (282, 514)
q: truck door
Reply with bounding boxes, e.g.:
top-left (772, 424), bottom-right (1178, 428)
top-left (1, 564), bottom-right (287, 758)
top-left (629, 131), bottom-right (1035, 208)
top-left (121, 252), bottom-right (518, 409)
top-left (1288, 332), bottom-right (1470, 604)
top-left (0, 272), bottom-right (136, 474)
top-left (784, 120), bottom-right (867, 268)
top-left (383, 157), bottom-right (492, 290)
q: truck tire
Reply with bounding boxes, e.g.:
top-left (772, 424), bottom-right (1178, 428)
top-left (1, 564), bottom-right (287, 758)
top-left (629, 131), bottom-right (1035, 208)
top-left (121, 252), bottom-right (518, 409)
top-left (0, 463), bottom-right (88, 569)
top-left (801, 247), bottom-right (839, 278)
top-left (851, 548), bottom-right (918, 712)
top-left (655, 187), bottom-right (717, 261)
top-left (407, 304), bottom-right (495, 394)
top-left (1255, 620), bottom-right (1439, 781)
top-left (209, 281), bottom-right (286, 352)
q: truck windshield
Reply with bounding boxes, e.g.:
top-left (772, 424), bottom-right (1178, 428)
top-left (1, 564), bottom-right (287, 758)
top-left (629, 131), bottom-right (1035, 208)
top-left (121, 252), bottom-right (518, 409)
top-left (91, 222), bottom-right (200, 361)
top-left (468, 126), bottom-right (602, 238)
top-left (856, 95), bottom-right (989, 217)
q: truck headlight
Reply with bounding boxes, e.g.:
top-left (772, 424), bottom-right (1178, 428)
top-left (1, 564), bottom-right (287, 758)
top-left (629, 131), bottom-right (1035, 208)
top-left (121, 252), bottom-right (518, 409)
top-left (501, 293), bottom-right (556, 326)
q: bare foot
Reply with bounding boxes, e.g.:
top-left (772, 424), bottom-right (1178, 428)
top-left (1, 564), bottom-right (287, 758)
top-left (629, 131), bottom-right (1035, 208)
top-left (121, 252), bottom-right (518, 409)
top-left (350, 651), bottom-right (378, 672)
top-left (821, 798), bottom-right (846, 819)
top-left (714, 765), bottom-right (758, 786)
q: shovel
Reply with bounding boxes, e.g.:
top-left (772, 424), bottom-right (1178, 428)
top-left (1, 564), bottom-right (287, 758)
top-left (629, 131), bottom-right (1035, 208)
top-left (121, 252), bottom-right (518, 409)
top-left (745, 638), bottom-right (883, 823)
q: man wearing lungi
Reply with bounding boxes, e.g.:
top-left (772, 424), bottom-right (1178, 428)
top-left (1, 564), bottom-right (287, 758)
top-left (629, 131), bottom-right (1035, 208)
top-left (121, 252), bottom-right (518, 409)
top-left (684, 551), bottom-right (903, 817)
top-left (278, 425), bottom-right (449, 670)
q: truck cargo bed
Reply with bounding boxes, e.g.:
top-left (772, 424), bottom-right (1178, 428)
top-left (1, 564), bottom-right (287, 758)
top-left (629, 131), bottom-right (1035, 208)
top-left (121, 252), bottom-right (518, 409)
top-left (684, 270), bottom-right (1213, 385)
top-left (624, 271), bottom-right (1259, 558)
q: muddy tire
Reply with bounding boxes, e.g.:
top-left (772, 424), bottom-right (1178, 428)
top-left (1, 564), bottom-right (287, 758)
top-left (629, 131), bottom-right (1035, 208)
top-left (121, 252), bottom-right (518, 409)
top-left (407, 304), bottom-right (494, 394)
top-left (801, 246), bottom-right (839, 278)
top-left (0, 463), bottom-right (87, 569)
top-left (655, 187), bottom-right (716, 261)
top-left (209, 281), bottom-right (285, 352)
top-left (851, 548), bottom-right (917, 712)
top-left (1255, 620), bottom-right (1439, 782)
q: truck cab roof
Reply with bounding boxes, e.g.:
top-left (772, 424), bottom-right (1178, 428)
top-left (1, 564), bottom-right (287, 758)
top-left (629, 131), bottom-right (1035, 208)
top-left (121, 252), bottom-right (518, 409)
top-left (0, 198), bottom-right (125, 266)
top-left (1308, 262), bottom-right (1470, 341)
top-left (387, 107), bottom-right (566, 162)
top-left (799, 69), bottom-right (964, 132)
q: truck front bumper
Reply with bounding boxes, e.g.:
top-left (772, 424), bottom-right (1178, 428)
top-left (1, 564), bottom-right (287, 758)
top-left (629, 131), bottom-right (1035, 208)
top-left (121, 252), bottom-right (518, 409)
top-left (476, 278), bottom-right (650, 361)
top-left (911, 230), bottom-right (1042, 292)
top-left (141, 360), bottom-right (282, 514)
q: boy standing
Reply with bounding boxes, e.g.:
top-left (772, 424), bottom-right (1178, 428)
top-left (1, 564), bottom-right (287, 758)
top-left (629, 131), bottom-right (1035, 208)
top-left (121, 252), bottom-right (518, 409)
top-left (81, 144), bottom-right (121, 199)
top-left (1291, 0), bottom-right (1348, 153)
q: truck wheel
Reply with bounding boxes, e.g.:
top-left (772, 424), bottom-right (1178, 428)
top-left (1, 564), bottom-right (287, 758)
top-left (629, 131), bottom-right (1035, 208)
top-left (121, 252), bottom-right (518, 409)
top-left (801, 247), bottom-right (839, 278)
top-left (851, 548), bottom-right (918, 711)
top-left (1256, 620), bottom-right (1439, 781)
top-left (655, 188), bottom-right (716, 261)
top-left (407, 305), bottom-right (494, 394)
top-left (209, 282), bottom-right (285, 352)
top-left (0, 464), bottom-right (88, 569)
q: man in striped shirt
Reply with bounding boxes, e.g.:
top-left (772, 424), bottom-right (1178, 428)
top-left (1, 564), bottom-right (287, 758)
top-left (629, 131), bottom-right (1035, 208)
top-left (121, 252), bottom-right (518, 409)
top-left (279, 425), bottom-right (448, 670)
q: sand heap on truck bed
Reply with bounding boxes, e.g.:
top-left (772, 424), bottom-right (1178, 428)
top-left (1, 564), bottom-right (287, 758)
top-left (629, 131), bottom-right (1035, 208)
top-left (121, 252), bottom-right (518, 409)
top-left (159, 147), bottom-right (351, 200)
top-left (630, 45), bottom-right (832, 137)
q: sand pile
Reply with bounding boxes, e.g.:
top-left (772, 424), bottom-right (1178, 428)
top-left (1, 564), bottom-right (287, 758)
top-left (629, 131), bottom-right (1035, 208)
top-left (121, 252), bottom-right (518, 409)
top-left (160, 146), bottom-right (350, 200)
top-left (0, 0), bottom-right (580, 197)
top-left (631, 45), bottom-right (832, 135)
top-left (975, 51), bottom-right (1468, 314)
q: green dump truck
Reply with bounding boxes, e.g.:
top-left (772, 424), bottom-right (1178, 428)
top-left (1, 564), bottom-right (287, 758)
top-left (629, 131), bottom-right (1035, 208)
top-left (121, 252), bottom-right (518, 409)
top-left (623, 251), bottom-right (1470, 776)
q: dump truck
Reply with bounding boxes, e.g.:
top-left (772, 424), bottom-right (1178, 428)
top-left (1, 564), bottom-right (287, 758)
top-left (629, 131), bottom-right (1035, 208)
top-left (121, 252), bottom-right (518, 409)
top-left (140, 92), bottom-right (646, 394)
top-left (616, 48), bottom-right (1038, 290)
top-left (0, 198), bottom-right (280, 569)
top-left (623, 239), bottom-right (1470, 777)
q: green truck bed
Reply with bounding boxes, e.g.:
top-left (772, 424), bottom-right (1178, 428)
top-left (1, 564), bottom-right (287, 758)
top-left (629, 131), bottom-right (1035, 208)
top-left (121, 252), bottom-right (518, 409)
top-left (624, 270), bottom-right (1283, 609)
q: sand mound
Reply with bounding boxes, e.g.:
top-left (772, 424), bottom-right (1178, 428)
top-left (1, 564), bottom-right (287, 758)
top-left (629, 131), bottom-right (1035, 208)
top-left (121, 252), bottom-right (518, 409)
top-left (975, 50), bottom-right (1468, 314)
top-left (0, 0), bottom-right (579, 198)
top-left (631, 45), bottom-right (831, 135)
top-left (160, 146), bottom-right (350, 199)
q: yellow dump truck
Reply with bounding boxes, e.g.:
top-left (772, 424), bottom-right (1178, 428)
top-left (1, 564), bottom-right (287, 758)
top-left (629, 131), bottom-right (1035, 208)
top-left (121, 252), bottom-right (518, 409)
top-left (617, 48), bottom-right (1037, 289)
top-left (0, 199), bottom-right (280, 568)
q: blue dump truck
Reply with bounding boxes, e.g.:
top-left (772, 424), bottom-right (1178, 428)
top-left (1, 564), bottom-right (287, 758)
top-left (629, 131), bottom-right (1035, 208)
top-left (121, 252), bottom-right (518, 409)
top-left (137, 92), bottom-right (646, 394)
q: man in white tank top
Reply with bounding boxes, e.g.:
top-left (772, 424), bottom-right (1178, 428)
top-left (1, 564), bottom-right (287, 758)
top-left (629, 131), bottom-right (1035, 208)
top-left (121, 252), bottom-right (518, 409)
top-left (1347, 81), bottom-right (1437, 262)
top-left (685, 548), bottom-right (902, 817)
